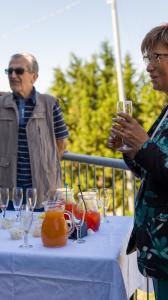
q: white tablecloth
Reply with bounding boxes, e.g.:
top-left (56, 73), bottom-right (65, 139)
top-left (0, 214), bottom-right (145, 300)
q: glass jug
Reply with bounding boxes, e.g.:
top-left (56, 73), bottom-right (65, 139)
top-left (41, 200), bottom-right (74, 247)
top-left (78, 191), bottom-right (100, 232)
top-left (56, 188), bottom-right (75, 213)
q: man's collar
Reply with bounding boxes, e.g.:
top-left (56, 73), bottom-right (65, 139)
top-left (13, 87), bottom-right (36, 105)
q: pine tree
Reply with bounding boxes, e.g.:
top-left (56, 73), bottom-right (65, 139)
top-left (49, 41), bottom-right (167, 212)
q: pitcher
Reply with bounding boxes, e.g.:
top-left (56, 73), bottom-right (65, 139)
top-left (78, 191), bottom-right (100, 232)
top-left (56, 188), bottom-right (74, 212)
top-left (41, 200), bottom-right (74, 247)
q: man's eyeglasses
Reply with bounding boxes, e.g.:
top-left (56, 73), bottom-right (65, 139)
top-left (5, 67), bottom-right (29, 75)
top-left (143, 53), bottom-right (168, 65)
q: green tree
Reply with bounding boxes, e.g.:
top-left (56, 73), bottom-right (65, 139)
top-left (50, 41), bottom-right (121, 158)
top-left (49, 40), bottom-right (168, 210)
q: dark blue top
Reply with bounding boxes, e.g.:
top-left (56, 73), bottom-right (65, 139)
top-left (14, 88), bottom-right (69, 189)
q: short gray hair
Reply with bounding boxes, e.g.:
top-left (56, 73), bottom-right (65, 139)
top-left (9, 53), bottom-right (39, 73)
top-left (141, 23), bottom-right (168, 54)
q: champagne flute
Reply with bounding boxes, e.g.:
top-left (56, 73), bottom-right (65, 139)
top-left (19, 209), bottom-right (33, 248)
top-left (0, 188), bottom-right (9, 218)
top-left (12, 187), bottom-right (23, 221)
top-left (101, 188), bottom-right (111, 223)
top-left (26, 188), bottom-right (37, 211)
top-left (73, 194), bottom-right (86, 244)
top-left (117, 100), bottom-right (133, 116)
top-left (116, 100), bottom-right (133, 151)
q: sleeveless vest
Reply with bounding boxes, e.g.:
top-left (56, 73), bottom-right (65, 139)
top-left (0, 92), bottom-right (61, 208)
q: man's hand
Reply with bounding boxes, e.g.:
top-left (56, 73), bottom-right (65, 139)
top-left (56, 139), bottom-right (67, 159)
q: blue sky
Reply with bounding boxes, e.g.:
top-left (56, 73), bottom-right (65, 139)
top-left (0, 0), bottom-right (168, 93)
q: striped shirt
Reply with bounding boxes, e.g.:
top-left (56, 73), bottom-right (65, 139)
top-left (14, 88), bottom-right (69, 188)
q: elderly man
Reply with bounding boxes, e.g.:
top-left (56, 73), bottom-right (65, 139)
top-left (0, 53), bottom-right (68, 210)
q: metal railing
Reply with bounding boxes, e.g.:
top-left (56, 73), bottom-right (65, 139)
top-left (62, 151), bottom-right (137, 216)
top-left (62, 151), bottom-right (152, 300)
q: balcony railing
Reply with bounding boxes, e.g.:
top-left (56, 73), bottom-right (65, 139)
top-left (62, 151), bottom-right (138, 216)
top-left (62, 151), bottom-right (152, 300)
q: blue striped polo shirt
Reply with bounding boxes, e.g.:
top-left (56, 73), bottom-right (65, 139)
top-left (14, 88), bottom-right (69, 189)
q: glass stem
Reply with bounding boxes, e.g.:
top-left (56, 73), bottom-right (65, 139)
top-left (24, 231), bottom-right (28, 247)
top-left (76, 225), bottom-right (80, 241)
top-left (3, 209), bottom-right (6, 218)
top-left (103, 206), bottom-right (106, 218)
top-left (79, 225), bottom-right (82, 239)
top-left (16, 210), bottom-right (20, 221)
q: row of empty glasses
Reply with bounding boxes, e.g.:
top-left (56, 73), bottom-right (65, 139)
top-left (0, 187), bottom-right (37, 219)
top-left (0, 187), bottom-right (37, 248)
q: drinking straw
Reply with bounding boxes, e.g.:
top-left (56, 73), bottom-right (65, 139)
top-left (78, 184), bottom-right (87, 212)
top-left (98, 188), bottom-right (101, 201)
top-left (64, 183), bottom-right (68, 203)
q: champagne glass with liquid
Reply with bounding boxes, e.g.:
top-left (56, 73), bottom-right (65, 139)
top-left (26, 188), bottom-right (37, 211)
top-left (0, 188), bottom-right (9, 218)
top-left (116, 100), bottom-right (133, 151)
top-left (12, 187), bottom-right (23, 221)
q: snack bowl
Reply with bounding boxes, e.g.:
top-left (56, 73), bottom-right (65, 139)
top-left (32, 219), bottom-right (43, 238)
top-left (37, 212), bottom-right (45, 220)
top-left (9, 227), bottom-right (23, 240)
top-left (1, 218), bottom-right (15, 229)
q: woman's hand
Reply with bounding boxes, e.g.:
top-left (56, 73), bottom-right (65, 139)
top-left (112, 112), bottom-right (149, 151)
top-left (107, 129), bottom-right (123, 150)
top-left (108, 126), bottom-right (138, 159)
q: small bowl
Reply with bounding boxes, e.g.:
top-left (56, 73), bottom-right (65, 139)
top-left (9, 227), bottom-right (23, 240)
top-left (1, 218), bottom-right (15, 229)
top-left (32, 222), bottom-right (42, 238)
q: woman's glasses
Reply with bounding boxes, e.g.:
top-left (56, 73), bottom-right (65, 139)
top-left (143, 53), bottom-right (168, 65)
top-left (5, 67), bottom-right (29, 75)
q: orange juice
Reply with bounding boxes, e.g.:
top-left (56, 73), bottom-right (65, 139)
top-left (41, 210), bottom-right (68, 247)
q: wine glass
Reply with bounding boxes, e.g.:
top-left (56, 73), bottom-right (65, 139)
top-left (26, 188), bottom-right (37, 211)
top-left (19, 209), bottom-right (33, 248)
top-left (12, 187), bottom-right (23, 221)
top-left (0, 188), bottom-right (9, 218)
top-left (117, 100), bottom-right (133, 116)
top-left (73, 194), bottom-right (86, 243)
top-left (116, 100), bottom-right (133, 151)
top-left (101, 188), bottom-right (111, 223)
